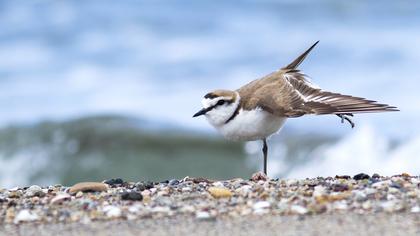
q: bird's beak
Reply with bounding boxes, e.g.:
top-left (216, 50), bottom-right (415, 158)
top-left (193, 108), bottom-right (208, 117)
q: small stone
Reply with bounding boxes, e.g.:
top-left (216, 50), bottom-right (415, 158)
top-left (212, 181), bottom-right (225, 188)
top-left (208, 187), bottom-right (232, 198)
top-left (121, 191), bottom-right (143, 201)
top-left (69, 182), bottom-right (108, 195)
top-left (286, 179), bottom-right (299, 186)
top-left (103, 205), bottom-right (122, 218)
top-left (51, 193), bottom-right (71, 204)
top-left (168, 179), bottom-right (180, 186)
top-left (372, 173), bottom-right (381, 179)
top-left (381, 201), bottom-right (396, 212)
top-left (191, 177), bottom-right (213, 184)
top-left (313, 186), bottom-right (327, 197)
top-left (362, 201), bottom-right (372, 210)
top-left (75, 191), bottom-right (84, 198)
top-left (333, 201), bottom-right (348, 210)
top-left (401, 173), bottom-right (411, 178)
top-left (134, 181), bottom-right (154, 191)
top-left (5, 208), bottom-right (15, 223)
top-left (253, 201), bottom-right (270, 210)
top-left (353, 191), bottom-right (367, 202)
top-left (8, 191), bottom-right (22, 198)
top-left (14, 210), bottom-right (39, 224)
top-left (291, 205), bottom-right (308, 215)
top-left (410, 206), bottom-right (420, 213)
top-left (25, 185), bottom-right (45, 198)
top-left (331, 184), bottom-right (349, 192)
top-left (335, 175), bottom-right (351, 179)
top-left (353, 173), bottom-right (370, 180)
top-left (104, 178), bottom-right (124, 186)
top-left (195, 211), bottom-right (213, 220)
top-left (251, 172), bottom-right (268, 181)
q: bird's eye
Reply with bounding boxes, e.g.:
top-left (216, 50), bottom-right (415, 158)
top-left (217, 100), bottom-right (225, 106)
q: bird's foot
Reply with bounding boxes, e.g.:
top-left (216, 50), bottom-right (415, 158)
top-left (251, 172), bottom-right (268, 181)
top-left (336, 113), bottom-right (355, 128)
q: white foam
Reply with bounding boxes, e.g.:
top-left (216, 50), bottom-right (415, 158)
top-left (285, 124), bottom-right (420, 178)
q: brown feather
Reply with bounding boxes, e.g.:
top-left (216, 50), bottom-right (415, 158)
top-left (237, 69), bottom-right (398, 117)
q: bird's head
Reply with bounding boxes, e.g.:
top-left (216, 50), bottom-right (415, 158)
top-left (193, 89), bottom-right (240, 126)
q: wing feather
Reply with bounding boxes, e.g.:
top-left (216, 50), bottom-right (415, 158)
top-left (237, 69), bottom-right (398, 117)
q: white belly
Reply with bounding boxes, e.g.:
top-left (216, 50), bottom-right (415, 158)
top-left (213, 108), bottom-right (287, 141)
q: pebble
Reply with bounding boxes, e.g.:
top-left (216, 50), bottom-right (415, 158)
top-left (8, 191), bottom-right (22, 198)
top-left (253, 201), bottom-right (271, 210)
top-left (410, 206), bottom-right (420, 213)
top-left (104, 178), bottom-right (124, 186)
top-left (14, 210), bottom-right (39, 224)
top-left (69, 182), bottom-right (108, 195)
top-left (291, 205), bottom-right (308, 215)
top-left (51, 193), bottom-right (71, 204)
top-left (103, 205), bottom-right (122, 218)
top-left (196, 211), bottom-right (213, 220)
top-left (168, 179), bottom-right (180, 186)
top-left (353, 173), bottom-right (370, 180)
top-left (208, 187), bottom-right (232, 198)
top-left (0, 174), bottom-right (417, 224)
top-left (25, 185), bottom-right (46, 197)
top-left (120, 191), bottom-right (143, 201)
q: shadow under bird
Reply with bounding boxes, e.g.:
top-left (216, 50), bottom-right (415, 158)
top-left (193, 41), bottom-right (399, 176)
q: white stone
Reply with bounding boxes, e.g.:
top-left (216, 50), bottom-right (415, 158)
top-left (253, 201), bottom-right (270, 210)
top-left (25, 185), bottom-right (43, 197)
top-left (290, 205), bottom-right (308, 215)
top-left (286, 179), bottom-right (298, 186)
top-left (313, 186), bottom-right (327, 197)
top-left (380, 201), bottom-right (396, 212)
top-left (103, 205), bottom-right (122, 218)
top-left (410, 206), bottom-right (420, 213)
top-left (364, 188), bottom-right (376, 195)
top-left (196, 211), bottom-right (211, 219)
top-left (333, 201), bottom-right (348, 210)
top-left (353, 190), bottom-right (367, 201)
top-left (236, 185), bottom-right (252, 194)
top-left (151, 206), bottom-right (171, 213)
top-left (372, 180), bottom-right (391, 188)
top-left (181, 187), bottom-right (192, 192)
top-left (14, 210), bottom-right (39, 224)
top-left (51, 193), bottom-right (71, 204)
top-left (212, 181), bottom-right (224, 188)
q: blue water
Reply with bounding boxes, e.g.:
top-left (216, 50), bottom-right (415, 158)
top-left (1, 0), bottom-right (419, 137)
top-left (1, 0), bottom-right (420, 187)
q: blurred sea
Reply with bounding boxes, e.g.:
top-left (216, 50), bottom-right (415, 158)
top-left (0, 0), bottom-right (419, 187)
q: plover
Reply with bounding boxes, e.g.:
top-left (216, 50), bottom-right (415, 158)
top-left (193, 41), bottom-right (398, 175)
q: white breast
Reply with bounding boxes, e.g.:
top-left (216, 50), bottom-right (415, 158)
top-left (211, 108), bottom-right (287, 141)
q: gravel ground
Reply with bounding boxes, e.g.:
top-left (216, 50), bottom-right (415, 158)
top-left (0, 173), bottom-right (419, 235)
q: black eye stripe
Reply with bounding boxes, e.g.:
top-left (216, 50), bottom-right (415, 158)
top-left (204, 99), bottom-right (234, 113)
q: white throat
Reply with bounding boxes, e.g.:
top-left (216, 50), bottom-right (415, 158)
top-left (203, 92), bottom-right (241, 127)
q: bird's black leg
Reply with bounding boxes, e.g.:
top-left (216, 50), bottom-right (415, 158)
top-left (336, 113), bottom-right (355, 128)
top-left (262, 138), bottom-right (268, 175)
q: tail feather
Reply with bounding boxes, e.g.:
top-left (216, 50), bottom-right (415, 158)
top-left (283, 41), bottom-right (319, 70)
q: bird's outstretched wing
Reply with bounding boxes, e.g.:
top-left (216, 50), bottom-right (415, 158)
top-left (238, 69), bottom-right (398, 117)
top-left (237, 41), bottom-right (398, 117)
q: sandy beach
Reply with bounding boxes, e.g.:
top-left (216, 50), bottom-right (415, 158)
top-left (1, 174), bottom-right (419, 235)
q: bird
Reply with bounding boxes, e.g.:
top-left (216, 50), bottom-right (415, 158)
top-left (193, 41), bottom-right (399, 176)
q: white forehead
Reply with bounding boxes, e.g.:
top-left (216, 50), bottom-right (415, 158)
top-left (201, 96), bottom-right (230, 108)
